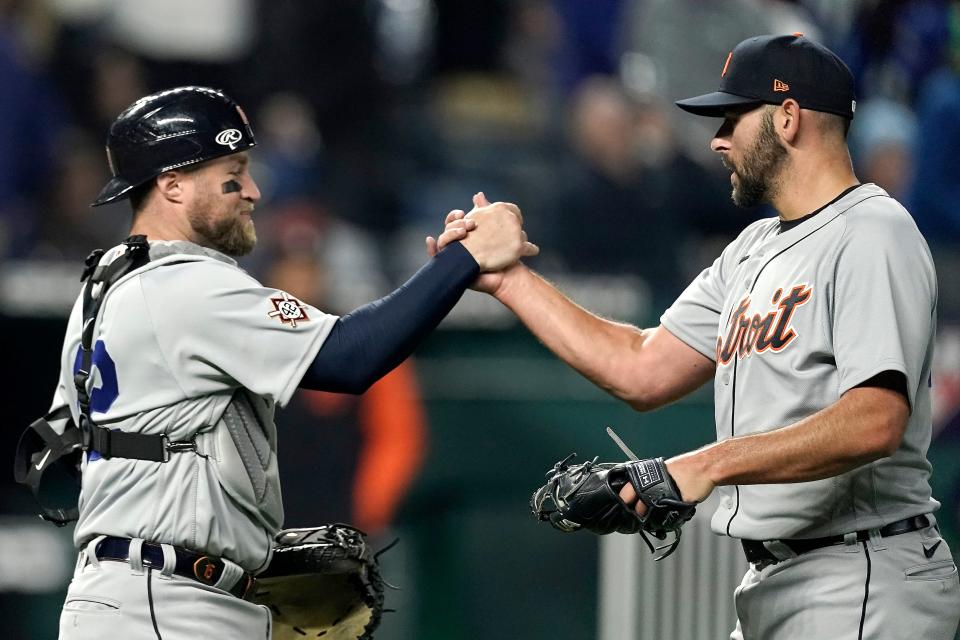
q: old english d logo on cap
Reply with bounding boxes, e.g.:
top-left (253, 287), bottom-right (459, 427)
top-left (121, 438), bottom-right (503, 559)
top-left (721, 51), bottom-right (733, 77)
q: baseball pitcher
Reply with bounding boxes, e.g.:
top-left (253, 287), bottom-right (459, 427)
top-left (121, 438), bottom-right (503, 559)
top-left (434, 34), bottom-right (960, 639)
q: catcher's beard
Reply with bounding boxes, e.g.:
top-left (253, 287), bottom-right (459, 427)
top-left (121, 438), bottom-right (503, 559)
top-left (727, 108), bottom-right (788, 208)
top-left (187, 187), bottom-right (257, 256)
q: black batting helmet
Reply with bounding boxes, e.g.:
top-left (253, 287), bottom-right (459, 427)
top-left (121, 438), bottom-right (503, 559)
top-left (92, 86), bottom-right (257, 207)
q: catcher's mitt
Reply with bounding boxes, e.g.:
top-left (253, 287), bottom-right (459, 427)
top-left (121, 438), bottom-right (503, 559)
top-left (530, 447), bottom-right (697, 560)
top-left (255, 524), bottom-right (387, 640)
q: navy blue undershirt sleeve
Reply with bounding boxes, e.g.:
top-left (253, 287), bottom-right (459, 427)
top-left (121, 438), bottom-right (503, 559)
top-left (299, 242), bottom-right (480, 394)
top-left (852, 370), bottom-right (908, 402)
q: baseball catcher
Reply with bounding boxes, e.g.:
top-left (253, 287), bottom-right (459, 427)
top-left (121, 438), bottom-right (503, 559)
top-left (23, 85), bottom-right (536, 640)
top-left (256, 524), bottom-right (387, 640)
top-left (530, 429), bottom-right (696, 560)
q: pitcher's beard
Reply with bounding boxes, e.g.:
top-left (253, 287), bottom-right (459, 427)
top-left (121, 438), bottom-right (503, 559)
top-left (727, 109), bottom-right (787, 208)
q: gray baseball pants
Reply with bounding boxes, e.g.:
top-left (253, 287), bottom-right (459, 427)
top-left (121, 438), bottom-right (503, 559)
top-left (59, 537), bottom-right (271, 639)
top-left (731, 521), bottom-right (960, 639)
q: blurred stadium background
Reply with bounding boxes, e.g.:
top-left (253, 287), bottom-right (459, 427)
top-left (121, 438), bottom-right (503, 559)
top-left (2, 0), bottom-right (960, 638)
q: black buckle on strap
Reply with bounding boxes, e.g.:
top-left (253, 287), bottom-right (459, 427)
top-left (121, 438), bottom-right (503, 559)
top-left (162, 437), bottom-right (199, 462)
top-left (80, 249), bottom-right (105, 282)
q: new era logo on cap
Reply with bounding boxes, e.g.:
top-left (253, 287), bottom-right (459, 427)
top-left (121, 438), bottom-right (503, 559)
top-left (773, 79), bottom-right (790, 92)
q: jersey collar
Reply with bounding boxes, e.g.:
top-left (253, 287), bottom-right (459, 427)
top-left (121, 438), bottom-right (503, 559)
top-left (147, 240), bottom-right (238, 267)
top-left (777, 183), bottom-right (864, 234)
top-left (759, 183), bottom-right (888, 254)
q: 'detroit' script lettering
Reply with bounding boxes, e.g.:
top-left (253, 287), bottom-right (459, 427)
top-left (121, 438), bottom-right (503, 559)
top-left (716, 284), bottom-right (813, 365)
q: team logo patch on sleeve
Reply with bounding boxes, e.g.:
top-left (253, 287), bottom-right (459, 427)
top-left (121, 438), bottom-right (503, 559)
top-left (268, 291), bottom-right (310, 328)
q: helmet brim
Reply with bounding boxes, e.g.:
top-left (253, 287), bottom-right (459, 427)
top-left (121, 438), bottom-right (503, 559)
top-left (91, 176), bottom-right (137, 208)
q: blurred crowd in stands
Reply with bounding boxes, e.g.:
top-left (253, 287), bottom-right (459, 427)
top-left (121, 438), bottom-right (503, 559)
top-left (4, 0), bottom-right (960, 528)
top-left (4, 0), bottom-right (959, 311)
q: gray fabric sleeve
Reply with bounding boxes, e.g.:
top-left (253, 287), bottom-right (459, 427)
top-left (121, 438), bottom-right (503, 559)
top-left (660, 253), bottom-right (729, 362)
top-left (831, 206), bottom-right (936, 410)
top-left (141, 261), bottom-right (338, 407)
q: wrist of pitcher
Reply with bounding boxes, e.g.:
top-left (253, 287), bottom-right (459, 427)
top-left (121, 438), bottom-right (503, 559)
top-left (491, 261), bottom-right (532, 302)
top-left (666, 450), bottom-right (717, 504)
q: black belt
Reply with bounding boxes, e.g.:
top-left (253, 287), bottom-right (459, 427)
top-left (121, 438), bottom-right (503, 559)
top-left (741, 514), bottom-right (932, 567)
top-left (94, 536), bottom-right (256, 600)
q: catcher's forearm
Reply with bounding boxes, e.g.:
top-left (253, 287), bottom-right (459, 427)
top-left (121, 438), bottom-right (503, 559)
top-left (671, 385), bottom-right (908, 491)
top-left (301, 242), bottom-right (479, 394)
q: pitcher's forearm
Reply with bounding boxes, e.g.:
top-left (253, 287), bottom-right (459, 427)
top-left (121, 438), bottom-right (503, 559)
top-left (669, 385), bottom-right (909, 492)
top-left (493, 266), bottom-right (651, 404)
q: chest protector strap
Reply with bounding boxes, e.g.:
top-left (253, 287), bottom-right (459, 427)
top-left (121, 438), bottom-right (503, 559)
top-left (14, 235), bottom-right (175, 526)
top-left (73, 235), bottom-right (159, 459)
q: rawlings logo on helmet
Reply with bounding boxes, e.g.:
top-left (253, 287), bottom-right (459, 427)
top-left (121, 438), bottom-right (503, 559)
top-left (215, 128), bottom-right (244, 150)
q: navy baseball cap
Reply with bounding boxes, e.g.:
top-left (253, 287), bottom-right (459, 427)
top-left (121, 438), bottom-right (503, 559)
top-left (676, 33), bottom-right (856, 119)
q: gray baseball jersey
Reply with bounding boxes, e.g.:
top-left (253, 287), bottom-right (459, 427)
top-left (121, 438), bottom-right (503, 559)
top-left (49, 240), bottom-right (337, 571)
top-left (661, 183), bottom-right (938, 540)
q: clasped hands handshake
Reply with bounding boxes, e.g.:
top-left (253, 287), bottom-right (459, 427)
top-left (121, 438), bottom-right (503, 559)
top-left (425, 192), bottom-right (539, 294)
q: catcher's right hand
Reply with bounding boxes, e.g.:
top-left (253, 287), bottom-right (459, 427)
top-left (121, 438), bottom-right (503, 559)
top-left (530, 453), bottom-right (697, 560)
